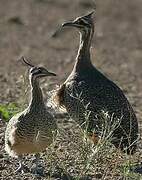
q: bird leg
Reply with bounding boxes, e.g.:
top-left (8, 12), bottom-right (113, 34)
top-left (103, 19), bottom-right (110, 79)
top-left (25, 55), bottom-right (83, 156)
top-left (31, 153), bottom-right (44, 176)
top-left (15, 155), bottom-right (29, 173)
top-left (35, 153), bottom-right (40, 169)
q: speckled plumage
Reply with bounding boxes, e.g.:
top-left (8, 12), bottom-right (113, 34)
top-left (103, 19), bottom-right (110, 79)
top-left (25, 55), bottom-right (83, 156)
top-left (5, 107), bottom-right (57, 157)
top-left (55, 12), bottom-right (138, 154)
top-left (5, 63), bottom-right (57, 160)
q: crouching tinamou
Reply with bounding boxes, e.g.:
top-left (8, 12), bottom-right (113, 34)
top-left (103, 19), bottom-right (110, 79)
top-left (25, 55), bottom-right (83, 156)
top-left (54, 11), bottom-right (139, 154)
top-left (5, 57), bottom-right (57, 174)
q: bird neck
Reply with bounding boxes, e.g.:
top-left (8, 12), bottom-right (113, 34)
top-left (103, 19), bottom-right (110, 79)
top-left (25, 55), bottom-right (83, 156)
top-left (28, 76), bottom-right (45, 112)
top-left (74, 27), bottom-right (94, 71)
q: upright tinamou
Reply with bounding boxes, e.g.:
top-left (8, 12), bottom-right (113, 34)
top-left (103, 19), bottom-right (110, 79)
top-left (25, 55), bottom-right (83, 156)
top-left (5, 57), bottom-right (57, 174)
top-left (54, 11), bottom-right (138, 154)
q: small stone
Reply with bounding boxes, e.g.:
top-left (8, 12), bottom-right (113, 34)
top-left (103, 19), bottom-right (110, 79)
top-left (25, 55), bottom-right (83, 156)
top-left (0, 154), bottom-right (4, 158)
top-left (7, 16), bottom-right (24, 25)
top-left (0, 164), bottom-right (6, 171)
top-left (0, 132), bottom-right (4, 137)
top-left (95, 173), bottom-right (102, 179)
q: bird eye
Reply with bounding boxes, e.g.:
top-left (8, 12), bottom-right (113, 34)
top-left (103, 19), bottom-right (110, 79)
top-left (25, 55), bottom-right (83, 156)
top-left (38, 69), bottom-right (42, 73)
top-left (77, 19), bottom-right (82, 24)
top-left (78, 19), bottom-right (87, 26)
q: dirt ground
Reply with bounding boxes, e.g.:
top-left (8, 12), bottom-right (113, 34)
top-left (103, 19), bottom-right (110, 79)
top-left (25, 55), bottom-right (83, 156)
top-left (0, 0), bottom-right (142, 179)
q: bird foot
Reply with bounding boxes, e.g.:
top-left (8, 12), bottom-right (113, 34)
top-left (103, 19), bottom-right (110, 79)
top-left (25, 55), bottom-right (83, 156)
top-left (15, 165), bottom-right (30, 174)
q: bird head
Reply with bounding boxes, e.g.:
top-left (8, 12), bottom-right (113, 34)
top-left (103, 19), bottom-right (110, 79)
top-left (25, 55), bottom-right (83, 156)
top-left (62, 11), bottom-right (94, 33)
top-left (20, 57), bottom-right (56, 79)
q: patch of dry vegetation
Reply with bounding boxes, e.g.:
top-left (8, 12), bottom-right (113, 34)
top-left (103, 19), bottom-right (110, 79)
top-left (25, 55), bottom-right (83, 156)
top-left (44, 110), bottom-right (142, 179)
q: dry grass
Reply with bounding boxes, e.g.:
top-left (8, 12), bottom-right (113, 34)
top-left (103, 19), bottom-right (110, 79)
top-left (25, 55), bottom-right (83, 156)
top-left (43, 108), bottom-right (142, 179)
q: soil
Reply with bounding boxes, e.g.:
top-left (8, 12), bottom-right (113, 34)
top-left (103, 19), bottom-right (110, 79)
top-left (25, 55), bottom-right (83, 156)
top-left (0, 0), bottom-right (142, 179)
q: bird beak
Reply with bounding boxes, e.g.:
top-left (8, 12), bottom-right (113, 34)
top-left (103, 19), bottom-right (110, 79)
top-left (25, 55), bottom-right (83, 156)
top-left (46, 71), bottom-right (57, 76)
top-left (52, 21), bottom-right (78, 38)
top-left (62, 21), bottom-right (79, 28)
top-left (62, 21), bottom-right (74, 27)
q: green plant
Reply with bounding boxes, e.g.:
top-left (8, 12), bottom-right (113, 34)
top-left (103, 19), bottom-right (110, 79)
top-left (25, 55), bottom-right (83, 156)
top-left (0, 103), bottom-right (20, 121)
